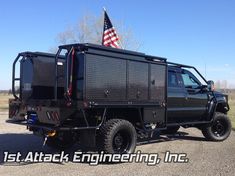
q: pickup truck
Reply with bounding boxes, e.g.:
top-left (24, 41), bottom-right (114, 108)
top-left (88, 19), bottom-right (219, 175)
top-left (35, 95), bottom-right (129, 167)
top-left (8, 43), bottom-right (231, 154)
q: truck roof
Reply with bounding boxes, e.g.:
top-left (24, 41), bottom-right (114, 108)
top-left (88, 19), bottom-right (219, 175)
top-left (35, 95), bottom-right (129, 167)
top-left (58, 43), bottom-right (167, 63)
top-left (18, 51), bottom-right (64, 59)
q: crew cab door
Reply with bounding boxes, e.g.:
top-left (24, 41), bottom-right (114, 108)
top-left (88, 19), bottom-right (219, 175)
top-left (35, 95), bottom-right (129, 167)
top-left (179, 69), bottom-right (208, 121)
top-left (167, 68), bottom-right (188, 123)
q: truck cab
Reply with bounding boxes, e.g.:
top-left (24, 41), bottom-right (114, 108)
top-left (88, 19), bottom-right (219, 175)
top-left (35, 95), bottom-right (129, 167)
top-left (167, 66), bottom-right (229, 123)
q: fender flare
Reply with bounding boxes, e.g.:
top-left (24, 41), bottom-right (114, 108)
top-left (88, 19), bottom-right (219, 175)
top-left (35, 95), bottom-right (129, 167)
top-left (208, 98), bottom-right (229, 122)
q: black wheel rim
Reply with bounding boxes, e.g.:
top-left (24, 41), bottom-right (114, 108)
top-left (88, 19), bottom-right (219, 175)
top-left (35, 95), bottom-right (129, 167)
top-left (112, 130), bottom-right (131, 153)
top-left (211, 119), bottom-right (228, 137)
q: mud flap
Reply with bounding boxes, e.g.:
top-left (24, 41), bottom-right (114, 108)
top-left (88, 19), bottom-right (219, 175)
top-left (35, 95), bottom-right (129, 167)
top-left (79, 129), bottom-right (97, 149)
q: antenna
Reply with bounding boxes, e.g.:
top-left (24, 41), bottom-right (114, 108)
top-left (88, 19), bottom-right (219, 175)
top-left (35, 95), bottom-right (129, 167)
top-left (204, 62), bottom-right (207, 79)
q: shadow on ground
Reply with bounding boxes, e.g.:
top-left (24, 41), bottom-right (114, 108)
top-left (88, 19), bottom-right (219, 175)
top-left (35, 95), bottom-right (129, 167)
top-left (0, 133), bottom-right (61, 164)
top-left (0, 130), bottom-right (207, 165)
top-left (137, 131), bottom-right (206, 146)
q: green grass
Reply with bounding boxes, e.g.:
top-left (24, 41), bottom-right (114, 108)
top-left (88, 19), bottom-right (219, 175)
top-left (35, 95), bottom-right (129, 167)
top-left (228, 99), bottom-right (235, 130)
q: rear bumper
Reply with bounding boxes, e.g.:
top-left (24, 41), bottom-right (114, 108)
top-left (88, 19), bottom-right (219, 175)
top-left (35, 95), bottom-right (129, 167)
top-left (6, 119), bottom-right (98, 131)
top-left (8, 98), bottom-right (77, 125)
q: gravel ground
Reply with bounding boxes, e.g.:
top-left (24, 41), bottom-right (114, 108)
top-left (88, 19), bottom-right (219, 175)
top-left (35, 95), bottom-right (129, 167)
top-left (0, 114), bottom-right (235, 176)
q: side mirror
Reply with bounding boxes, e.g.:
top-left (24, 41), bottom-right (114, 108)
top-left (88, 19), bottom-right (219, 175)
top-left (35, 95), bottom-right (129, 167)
top-left (200, 85), bottom-right (208, 92)
top-left (207, 80), bottom-right (215, 91)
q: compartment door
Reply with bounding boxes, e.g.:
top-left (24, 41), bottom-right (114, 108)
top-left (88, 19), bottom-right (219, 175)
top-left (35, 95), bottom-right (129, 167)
top-left (148, 64), bottom-right (167, 126)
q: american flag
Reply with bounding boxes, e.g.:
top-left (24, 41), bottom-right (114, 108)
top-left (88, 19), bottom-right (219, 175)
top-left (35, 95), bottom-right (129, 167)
top-left (102, 10), bottom-right (121, 48)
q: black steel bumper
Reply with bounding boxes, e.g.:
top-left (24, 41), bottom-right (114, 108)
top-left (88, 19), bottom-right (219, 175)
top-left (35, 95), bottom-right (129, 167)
top-left (6, 119), bottom-right (98, 131)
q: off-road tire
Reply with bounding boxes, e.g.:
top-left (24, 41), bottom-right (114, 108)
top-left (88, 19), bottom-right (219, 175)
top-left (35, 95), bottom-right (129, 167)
top-left (97, 119), bottom-right (137, 154)
top-left (201, 112), bottom-right (231, 141)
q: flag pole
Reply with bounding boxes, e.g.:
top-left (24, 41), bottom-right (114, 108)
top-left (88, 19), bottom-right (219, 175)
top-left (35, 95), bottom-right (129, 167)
top-left (101, 7), bottom-right (106, 46)
top-left (102, 7), bottom-right (124, 49)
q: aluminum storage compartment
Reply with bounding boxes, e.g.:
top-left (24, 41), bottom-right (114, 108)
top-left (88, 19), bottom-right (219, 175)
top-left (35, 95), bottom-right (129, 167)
top-left (128, 61), bottom-right (149, 100)
top-left (83, 47), bottom-right (167, 104)
top-left (20, 53), bottom-right (65, 100)
top-left (85, 54), bottom-right (127, 101)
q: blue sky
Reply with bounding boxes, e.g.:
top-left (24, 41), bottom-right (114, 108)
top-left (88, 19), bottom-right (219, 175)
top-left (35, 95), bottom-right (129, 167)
top-left (0, 0), bottom-right (235, 89)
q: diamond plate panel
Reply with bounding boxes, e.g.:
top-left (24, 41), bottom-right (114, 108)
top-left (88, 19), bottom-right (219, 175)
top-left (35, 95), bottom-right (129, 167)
top-left (128, 61), bottom-right (148, 100)
top-left (86, 54), bottom-right (126, 100)
top-left (150, 64), bottom-right (166, 102)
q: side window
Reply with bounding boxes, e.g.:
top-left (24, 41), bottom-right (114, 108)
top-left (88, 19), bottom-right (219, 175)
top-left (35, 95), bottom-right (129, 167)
top-left (168, 71), bottom-right (179, 87)
top-left (181, 73), bottom-right (199, 88)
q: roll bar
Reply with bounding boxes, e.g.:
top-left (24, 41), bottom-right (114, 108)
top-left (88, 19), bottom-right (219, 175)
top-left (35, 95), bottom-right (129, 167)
top-left (167, 61), bottom-right (208, 84)
top-left (12, 54), bottom-right (23, 99)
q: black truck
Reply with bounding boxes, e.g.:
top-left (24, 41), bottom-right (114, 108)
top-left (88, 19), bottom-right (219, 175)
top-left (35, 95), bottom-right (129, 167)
top-left (8, 43), bottom-right (231, 154)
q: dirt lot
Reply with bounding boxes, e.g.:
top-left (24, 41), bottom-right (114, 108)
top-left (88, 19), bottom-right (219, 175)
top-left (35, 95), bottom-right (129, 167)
top-left (0, 94), bottom-right (11, 114)
top-left (0, 114), bottom-right (235, 176)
